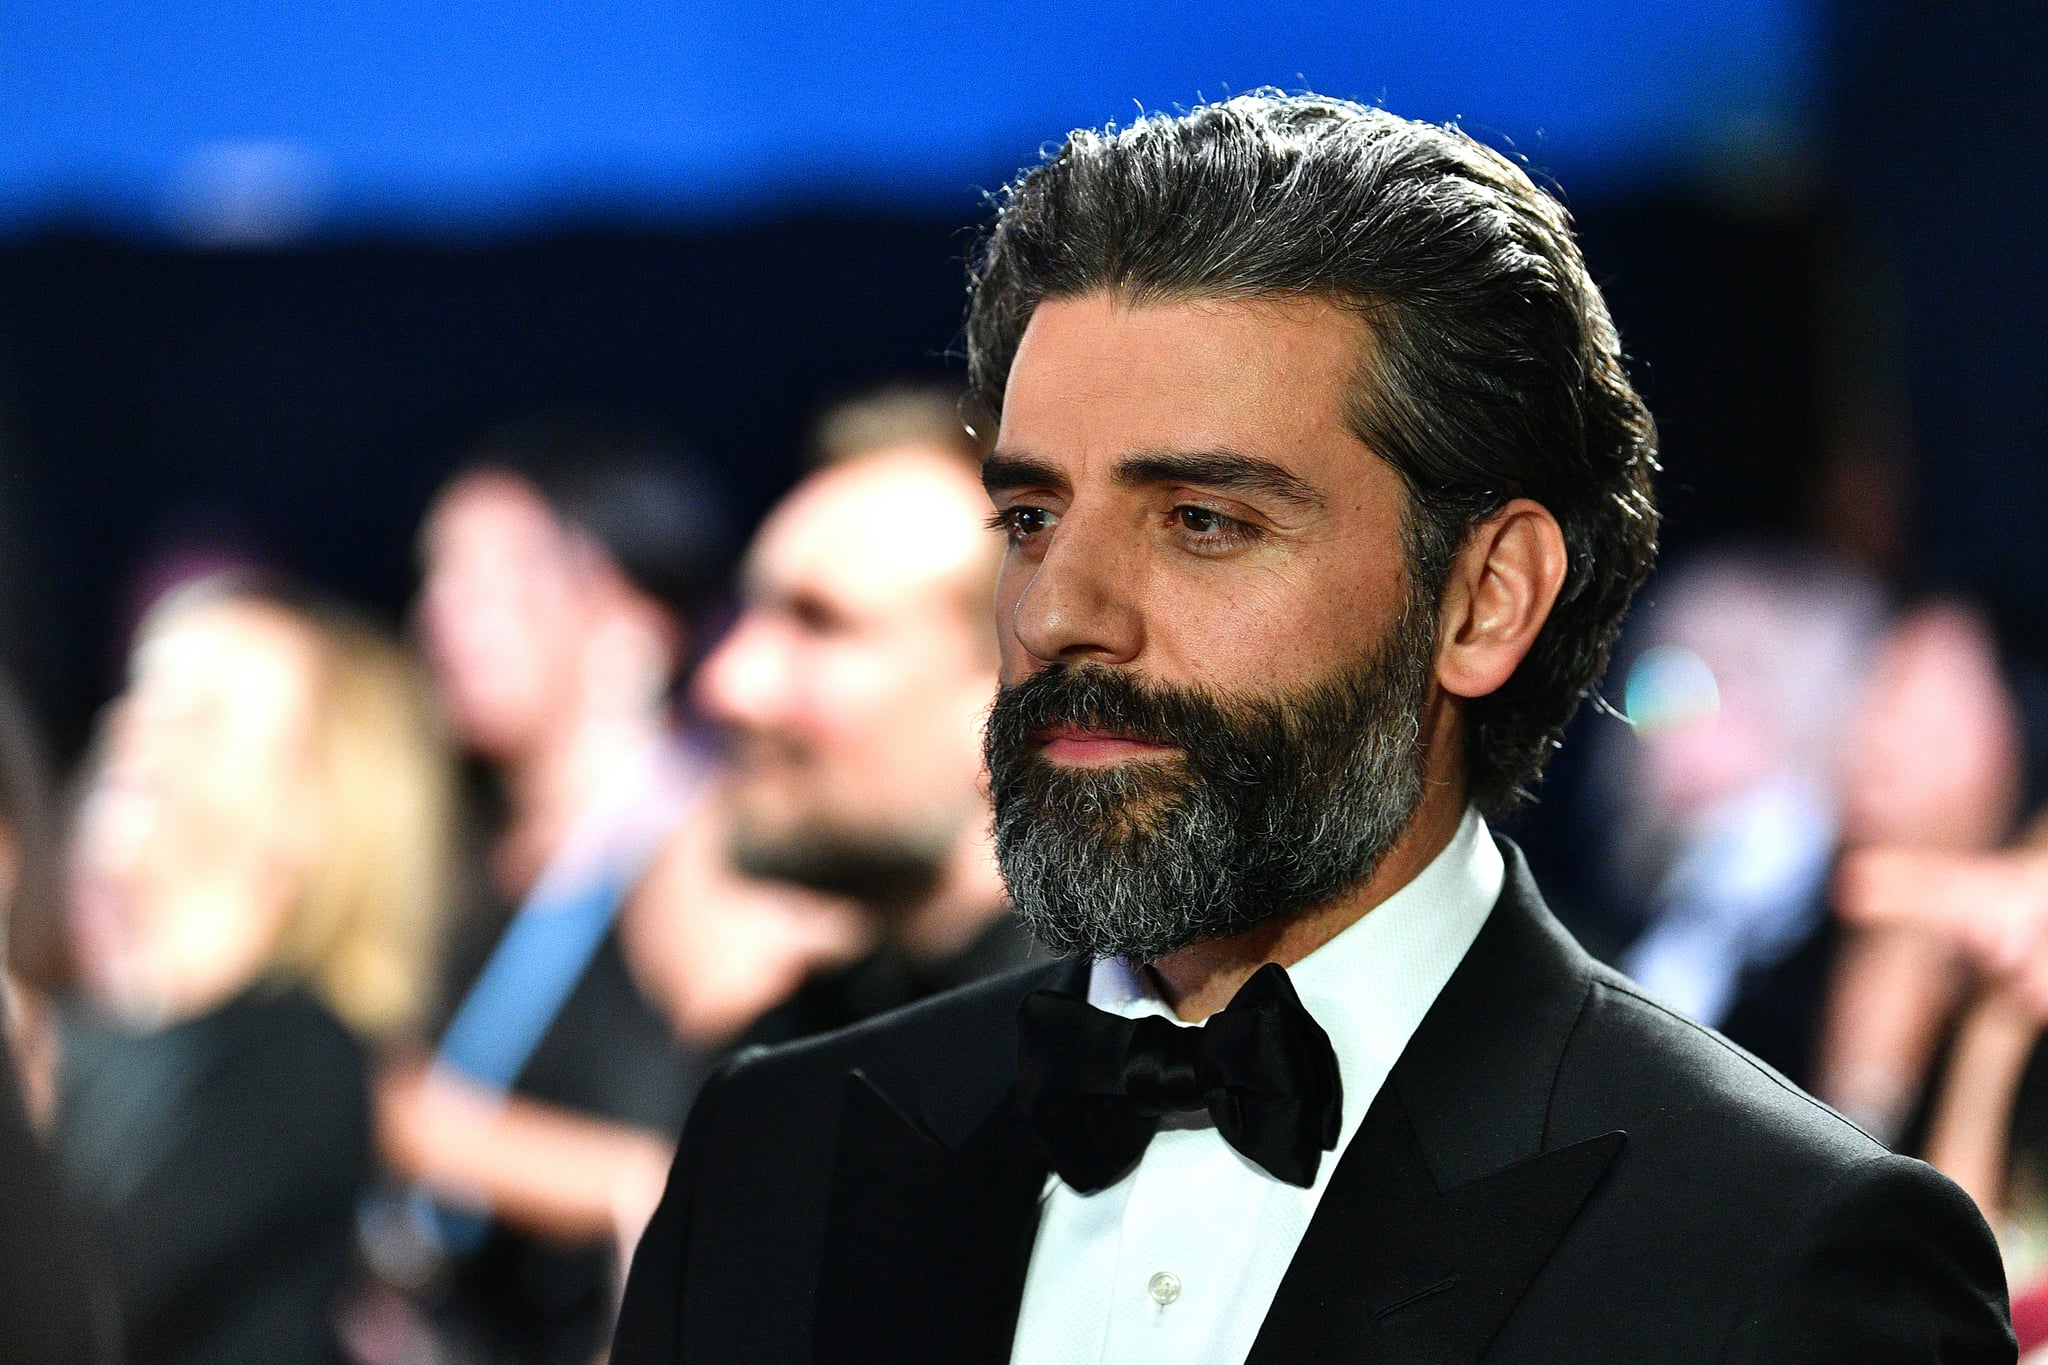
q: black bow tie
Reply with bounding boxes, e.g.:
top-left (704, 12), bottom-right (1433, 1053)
top-left (1015, 962), bottom-right (1342, 1193)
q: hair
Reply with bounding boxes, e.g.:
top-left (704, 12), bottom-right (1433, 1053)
top-left (147, 575), bottom-right (455, 1041)
top-left (466, 414), bottom-right (732, 628)
top-left (964, 92), bottom-right (1660, 812)
top-left (808, 383), bottom-right (987, 472)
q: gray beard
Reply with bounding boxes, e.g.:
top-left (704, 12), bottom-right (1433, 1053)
top-left (983, 605), bottom-right (1436, 963)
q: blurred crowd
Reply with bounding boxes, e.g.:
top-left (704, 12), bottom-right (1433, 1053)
top-left (0, 389), bottom-right (1033, 1364)
top-left (6, 377), bottom-right (2048, 1363)
top-left (1538, 545), bottom-right (2048, 1348)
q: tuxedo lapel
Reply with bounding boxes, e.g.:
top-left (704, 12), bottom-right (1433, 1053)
top-left (1245, 1087), bottom-right (1623, 1365)
top-left (1247, 841), bottom-right (1626, 1365)
top-left (1244, 1085), bottom-right (1457, 1365)
top-left (812, 962), bottom-right (1080, 1365)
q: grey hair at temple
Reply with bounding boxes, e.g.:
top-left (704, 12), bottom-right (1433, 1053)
top-left (963, 91), bottom-right (1661, 813)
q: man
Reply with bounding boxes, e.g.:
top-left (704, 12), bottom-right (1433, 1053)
top-left (386, 419), bottom-right (852, 1365)
top-left (615, 95), bottom-right (2011, 1363)
top-left (693, 387), bottom-right (1033, 1044)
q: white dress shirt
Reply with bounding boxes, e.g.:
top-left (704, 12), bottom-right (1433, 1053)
top-left (1008, 807), bottom-right (1504, 1365)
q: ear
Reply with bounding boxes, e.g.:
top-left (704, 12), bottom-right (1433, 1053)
top-left (1434, 499), bottom-right (1568, 700)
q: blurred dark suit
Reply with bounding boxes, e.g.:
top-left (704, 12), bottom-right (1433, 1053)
top-left (0, 1031), bottom-right (112, 1363)
top-left (737, 913), bottom-right (1039, 1050)
top-left (54, 986), bottom-right (367, 1365)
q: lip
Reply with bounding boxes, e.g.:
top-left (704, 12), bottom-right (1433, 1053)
top-left (1035, 723), bottom-right (1180, 766)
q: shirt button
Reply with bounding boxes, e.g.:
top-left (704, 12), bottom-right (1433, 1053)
top-left (1148, 1271), bottom-right (1182, 1306)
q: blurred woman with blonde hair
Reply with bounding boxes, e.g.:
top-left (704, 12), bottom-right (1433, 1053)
top-left (56, 572), bottom-right (453, 1365)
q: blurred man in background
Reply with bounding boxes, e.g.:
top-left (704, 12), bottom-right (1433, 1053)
top-left (379, 418), bottom-right (859, 1365)
top-left (697, 387), bottom-right (1032, 1046)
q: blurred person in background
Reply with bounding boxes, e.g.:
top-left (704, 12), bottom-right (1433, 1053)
top-left (1583, 548), bottom-right (1886, 1087)
top-left (1827, 633), bottom-right (2048, 1351)
top-left (3, 658), bottom-right (74, 1130)
top-left (1835, 811), bottom-right (2048, 1359)
top-left (1836, 823), bottom-right (2048, 1358)
top-left (1814, 599), bottom-right (2025, 1146)
top-left (385, 418), bottom-right (860, 1365)
top-left (56, 574), bottom-right (451, 1365)
top-left (0, 669), bottom-right (114, 1364)
top-left (696, 386), bottom-right (1034, 1049)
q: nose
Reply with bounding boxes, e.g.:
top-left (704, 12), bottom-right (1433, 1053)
top-left (1006, 508), bottom-right (1145, 670)
top-left (693, 611), bottom-right (792, 728)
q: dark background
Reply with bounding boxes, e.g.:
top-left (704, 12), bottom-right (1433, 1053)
top-left (0, 190), bottom-right (1827, 759)
top-left (0, 1), bottom-right (2039, 768)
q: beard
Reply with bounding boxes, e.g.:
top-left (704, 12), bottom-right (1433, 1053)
top-left (730, 816), bottom-right (948, 913)
top-left (723, 737), bottom-right (960, 912)
top-left (983, 604), bottom-right (1437, 963)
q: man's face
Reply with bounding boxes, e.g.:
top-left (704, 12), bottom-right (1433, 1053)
top-left (693, 447), bottom-right (999, 904)
top-left (416, 472), bottom-right (594, 762)
top-left (981, 292), bottom-right (1440, 960)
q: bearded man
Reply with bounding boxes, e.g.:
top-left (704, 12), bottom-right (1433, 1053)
top-left (613, 94), bottom-right (2012, 1364)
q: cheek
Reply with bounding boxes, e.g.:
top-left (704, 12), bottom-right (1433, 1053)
top-left (994, 562), bottom-right (1032, 682)
top-left (759, 641), bottom-right (902, 767)
top-left (430, 574), bottom-right (577, 705)
top-left (813, 638), bottom-right (983, 776)
top-left (1146, 552), bottom-right (1404, 687)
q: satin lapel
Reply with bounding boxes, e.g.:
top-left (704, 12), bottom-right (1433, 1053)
top-left (1247, 839), bottom-right (1626, 1365)
top-left (1245, 1088), bottom-right (1623, 1365)
top-left (812, 959), bottom-right (1085, 1365)
top-left (1242, 1086), bottom-right (1454, 1365)
top-left (813, 1072), bottom-right (1046, 1365)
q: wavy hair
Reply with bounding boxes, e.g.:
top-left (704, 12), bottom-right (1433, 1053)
top-left (965, 93), bottom-right (1660, 811)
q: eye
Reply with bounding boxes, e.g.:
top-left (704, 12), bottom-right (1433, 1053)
top-left (1170, 504), bottom-right (1260, 552)
top-left (987, 505), bottom-right (1056, 543)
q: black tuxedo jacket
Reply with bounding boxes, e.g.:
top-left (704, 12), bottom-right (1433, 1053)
top-left (614, 844), bottom-right (2013, 1363)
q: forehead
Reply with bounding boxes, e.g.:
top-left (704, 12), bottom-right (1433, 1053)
top-left (135, 599), bottom-right (320, 708)
top-left (748, 446), bottom-right (992, 619)
top-left (424, 471), bottom-right (562, 556)
top-left (996, 292), bottom-right (1372, 462)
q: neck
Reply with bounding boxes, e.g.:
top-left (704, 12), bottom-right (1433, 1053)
top-left (1149, 787), bottom-right (1467, 1022)
top-left (889, 815), bottom-right (1012, 966)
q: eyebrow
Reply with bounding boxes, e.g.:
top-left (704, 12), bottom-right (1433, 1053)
top-left (981, 452), bottom-right (1066, 496)
top-left (981, 448), bottom-right (1326, 511)
top-left (1115, 451), bottom-right (1325, 511)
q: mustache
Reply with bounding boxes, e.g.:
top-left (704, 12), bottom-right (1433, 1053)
top-left (989, 666), bottom-right (1209, 743)
top-left (986, 665), bottom-right (1290, 785)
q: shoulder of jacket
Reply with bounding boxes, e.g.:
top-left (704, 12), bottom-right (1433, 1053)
top-left (1561, 975), bottom-right (1889, 1168)
top-left (706, 958), bottom-right (1074, 1102)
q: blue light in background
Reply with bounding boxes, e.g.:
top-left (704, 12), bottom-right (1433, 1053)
top-left (0, 0), bottom-right (1816, 237)
top-left (1625, 646), bottom-right (1724, 735)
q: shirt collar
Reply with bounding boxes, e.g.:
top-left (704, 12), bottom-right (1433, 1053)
top-left (1086, 805), bottom-right (1504, 1159)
